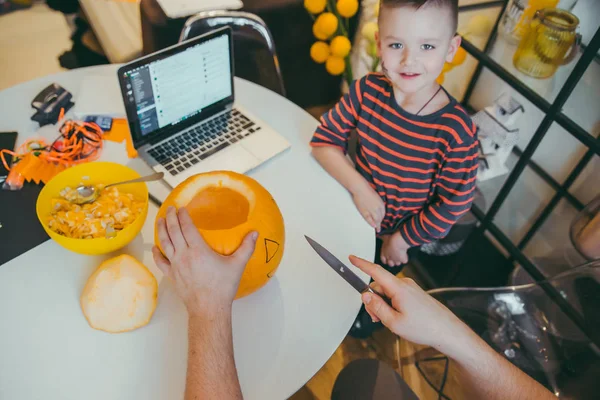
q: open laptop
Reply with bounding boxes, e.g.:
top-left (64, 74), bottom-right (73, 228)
top-left (117, 27), bottom-right (290, 187)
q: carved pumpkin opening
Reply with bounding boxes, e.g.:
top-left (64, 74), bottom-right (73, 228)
top-left (186, 186), bottom-right (250, 230)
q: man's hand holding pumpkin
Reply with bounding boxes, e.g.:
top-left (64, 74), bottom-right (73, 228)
top-left (152, 206), bottom-right (258, 318)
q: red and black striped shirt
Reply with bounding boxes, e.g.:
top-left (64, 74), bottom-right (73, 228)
top-left (310, 73), bottom-right (478, 245)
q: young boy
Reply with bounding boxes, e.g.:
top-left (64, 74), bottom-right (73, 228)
top-left (311, 0), bottom-right (478, 271)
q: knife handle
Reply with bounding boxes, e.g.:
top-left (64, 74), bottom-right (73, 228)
top-left (364, 287), bottom-right (394, 308)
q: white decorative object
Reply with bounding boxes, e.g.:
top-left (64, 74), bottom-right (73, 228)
top-left (473, 93), bottom-right (524, 181)
top-left (79, 0), bottom-right (142, 63)
top-left (349, 0), bottom-right (380, 80)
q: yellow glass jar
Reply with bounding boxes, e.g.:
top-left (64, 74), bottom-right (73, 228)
top-left (514, 0), bottom-right (559, 39)
top-left (513, 8), bottom-right (581, 79)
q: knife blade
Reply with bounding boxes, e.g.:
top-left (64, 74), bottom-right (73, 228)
top-left (305, 235), bottom-right (370, 293)
top-left (305, 235), bottom-right (393, 307)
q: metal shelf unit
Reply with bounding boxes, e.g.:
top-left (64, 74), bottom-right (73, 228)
top-left (453, 0), bottom-right (600, 346)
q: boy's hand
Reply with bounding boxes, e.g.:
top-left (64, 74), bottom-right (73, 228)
top-left (352, 186), bottom-right (385, 233)
top-left (311, 147), bottom-right (384, 232)
top-left (380, 232), bottom-right (410, 267)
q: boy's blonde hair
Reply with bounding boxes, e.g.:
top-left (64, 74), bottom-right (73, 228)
top-left (379, 0), bottom-right (459, 35)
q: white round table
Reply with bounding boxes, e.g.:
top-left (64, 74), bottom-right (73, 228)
top-left (0, 66), bottom-right (375, 400)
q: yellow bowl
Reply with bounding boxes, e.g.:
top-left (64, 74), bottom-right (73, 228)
top-left (36, 162), bottom-right (149, 255)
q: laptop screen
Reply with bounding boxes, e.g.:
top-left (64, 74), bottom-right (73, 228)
top-left (119, 28), bottom-right (234, 147)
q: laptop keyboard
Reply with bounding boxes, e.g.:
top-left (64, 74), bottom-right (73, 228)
top-left (147, 109), bottom-right (261, 176)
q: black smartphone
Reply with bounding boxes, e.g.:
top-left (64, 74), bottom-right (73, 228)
top-left (84, 115), bottom-right (113, 131)
top-left (0, 131), bottom-right (18, 178)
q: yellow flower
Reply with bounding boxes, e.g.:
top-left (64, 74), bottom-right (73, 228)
top-left (361, 21), bottom-right (378, 43)
top-left (337, 0), bottom-right (359, 18)
top-left (314, 12), bottom-right (339, 39)
top-left (326, 56), bottom-right (345, 75)
top-left (367, 41), bottom-right (378, 58)
top-left (313, 24), bottom-right (328, 40)
top-left (310, 41), bottom-right (330, 63)
top-left (450, 47), bottom-right (467, 65)
top-left (304, 0), bottom-right (326, 14)
top-left (330, 36), bottom-right (351, 58)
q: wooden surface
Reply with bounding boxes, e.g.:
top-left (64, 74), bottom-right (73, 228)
top-left (289, 323), bottom-right (466, 400)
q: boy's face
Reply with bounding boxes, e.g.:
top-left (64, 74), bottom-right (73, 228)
top-left (376, 4), bottom-right (460, 95)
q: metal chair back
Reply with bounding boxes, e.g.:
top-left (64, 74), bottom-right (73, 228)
top-left (180, 11), bottom-right (285, 96)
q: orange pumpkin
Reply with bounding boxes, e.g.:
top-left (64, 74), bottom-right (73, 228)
top-left (155, 171), bottom-right (285, 298)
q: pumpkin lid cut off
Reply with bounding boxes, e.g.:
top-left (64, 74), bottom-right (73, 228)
top-left (80, 254), bottom-right (158, 333)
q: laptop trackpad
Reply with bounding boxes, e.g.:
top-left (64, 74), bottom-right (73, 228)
top-left (242, 129), bottom-right (290, 161)
top-left (197, 144), bottom-right (259, 174)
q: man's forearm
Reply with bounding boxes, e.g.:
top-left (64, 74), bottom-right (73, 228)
top-left (442, 320), bottom-right (555, 400)
top-left (185, 313), bottom-right (242, 400)
top-left (311, 147), bottom-right (371, 195)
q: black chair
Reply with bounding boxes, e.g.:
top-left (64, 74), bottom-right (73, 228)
top-left (179, 11), bottom-right (285, 97)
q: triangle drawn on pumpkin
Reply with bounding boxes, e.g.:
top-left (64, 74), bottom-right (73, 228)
top-left (264, 238), bottom-right (280, 263)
